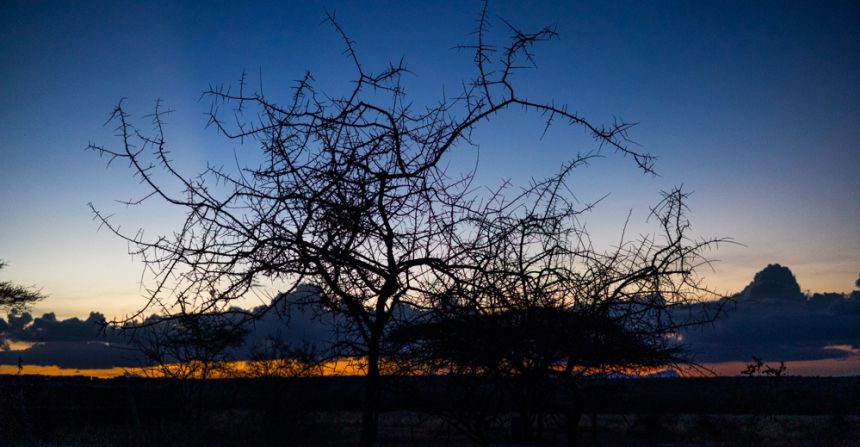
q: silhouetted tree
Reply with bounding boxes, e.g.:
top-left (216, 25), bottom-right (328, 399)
top-left (244, 336), bottom-right (325, 378)
top-left (741, 356), bottom-right (786, 377)
top-left (122, 311), bottom-right (249, 427)
top-left (0, 260), bottom-right (44, 312)
top-left (88, 5), bottom-right (685, 446)
top-left (740, 356), bottom-right (788, 444)
top-left (127, 311), bottom-right (247, 380)
top-left (0, 260), bottom-right (43, 443)
top-left (394, 187), bottom-right (725, 444)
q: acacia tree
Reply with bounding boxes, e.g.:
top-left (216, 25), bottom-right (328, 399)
top-left (119, 312), bottom-right (249, 426)
top-left (89, 7), bottom-right (662, 446)
top-left (395, 185), bottom-right (726, 444)
top-left (127, 312), bottom-right (248, 380)
top-left (0, 260), bottom-right (44, 312)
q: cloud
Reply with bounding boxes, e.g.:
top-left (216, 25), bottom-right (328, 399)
top-left (3, 311), bottom-right (122, 343)
top-left (0, 341), bottom-right (145, 369)
top-left (0, 310), bottom-right (144, 368)
top-left (3, 268), bottom-right (859, 371)
top-left (0, 285), bottom-right (337, 369)
top-left (682, 264), bottom-right (860, 363)
top-left (242, 285), bottom-right (340, 352)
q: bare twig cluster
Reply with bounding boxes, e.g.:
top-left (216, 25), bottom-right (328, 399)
top-left (88, 6), bottom-right (725, 445)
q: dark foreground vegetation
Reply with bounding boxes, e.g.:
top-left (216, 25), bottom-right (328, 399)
top-left (2, 375), bottom-right (858, 446)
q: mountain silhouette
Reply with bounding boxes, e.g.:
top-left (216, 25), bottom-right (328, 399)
top-left (738, 263), bottom-right (804, 301)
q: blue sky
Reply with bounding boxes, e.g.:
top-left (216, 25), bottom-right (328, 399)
top-left (1, 0), bottom-right (858, 319)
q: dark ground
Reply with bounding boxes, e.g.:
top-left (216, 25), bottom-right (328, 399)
top-left (1, 375), bottom-right (858, 446)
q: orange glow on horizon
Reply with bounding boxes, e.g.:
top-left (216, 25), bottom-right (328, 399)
top-left (0, 358), bottom-right (376, 379)
top-left (0, 364), bottom-right (131, 378)
top-left (3, 356), bottom-right (859, 379)
top-left (693, 357), bottom-right (860, 377)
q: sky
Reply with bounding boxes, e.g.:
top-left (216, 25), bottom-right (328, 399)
top-left (1, 0), bottom-right (859, 327)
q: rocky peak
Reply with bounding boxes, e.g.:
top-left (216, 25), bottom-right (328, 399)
top-left (741, 263), bottom-right (803, 301)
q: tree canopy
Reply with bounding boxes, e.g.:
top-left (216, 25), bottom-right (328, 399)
top-left (88, 6), bottom-right (724, 445)
top-left (0, 260), bottom-right (44, 312)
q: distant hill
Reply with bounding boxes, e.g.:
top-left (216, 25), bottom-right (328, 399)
top-left (736, 263), bottom-right (804, 301)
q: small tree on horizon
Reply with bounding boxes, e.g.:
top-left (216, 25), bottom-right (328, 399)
top-left (0, 260), bottom-right (44, 313)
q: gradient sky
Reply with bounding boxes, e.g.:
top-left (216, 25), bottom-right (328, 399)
top-left (1, 0), bottom-right (858, 320)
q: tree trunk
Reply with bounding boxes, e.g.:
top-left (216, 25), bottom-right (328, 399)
top-left (566, 410), bottom-right (582, 447)
top-left (359, 341), bottom-right (381, 447)
top-left (565, 379), bottom-right (584, 447)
